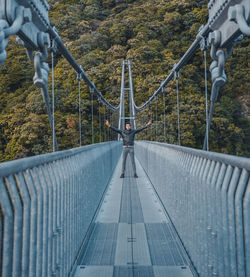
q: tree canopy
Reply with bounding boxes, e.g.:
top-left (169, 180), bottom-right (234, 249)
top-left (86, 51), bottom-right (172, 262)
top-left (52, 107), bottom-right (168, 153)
top-left (0, 0), bottom-right (249, 161)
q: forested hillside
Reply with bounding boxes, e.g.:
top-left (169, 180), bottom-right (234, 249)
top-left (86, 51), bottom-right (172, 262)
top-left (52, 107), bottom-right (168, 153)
top-left (0, 0), bottom-right (249, 161)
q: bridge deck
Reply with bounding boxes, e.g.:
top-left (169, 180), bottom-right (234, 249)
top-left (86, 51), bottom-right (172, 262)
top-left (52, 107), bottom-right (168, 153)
top-left (74, 155), bottom-right (195, 277)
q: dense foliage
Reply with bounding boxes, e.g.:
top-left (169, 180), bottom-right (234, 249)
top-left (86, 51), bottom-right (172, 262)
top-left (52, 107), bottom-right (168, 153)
top-left (0, 0), bottom-right (249, 161)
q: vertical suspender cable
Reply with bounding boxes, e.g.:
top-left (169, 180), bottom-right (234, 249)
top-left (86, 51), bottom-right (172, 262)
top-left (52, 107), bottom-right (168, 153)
top-left (104, 105), bottom-right (106, 141)
top-left (91, 88), bottom-right (94, 144)
top-left (150, 102), bottom-right (153, 141)
top-left (175, 71), bottom-right (181, 145)
top-left (204, 49), bottom-right (209, 151)
top-left (200, 35), bottom-right (210, 151)
top-left (108, 109), bottom-right (111, 141)
top-left (51, 51), bottom-right (56, 152)
top-left (78, 72), bottom-right (82, 146)
top-left (162, 86), bottom-right (166, 143)
top-left (110, 110), bottom-right (112, 141)
top-left (155, 95), bottom-right (158, 141)
top-left (98, 98), bottom-right (101, 143)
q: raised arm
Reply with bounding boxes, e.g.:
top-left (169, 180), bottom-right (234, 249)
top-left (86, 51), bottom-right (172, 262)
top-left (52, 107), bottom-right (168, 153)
top-left (105, 120), bottom-right (122, 135)
top-left (134, 120), bottom-right (152, 134)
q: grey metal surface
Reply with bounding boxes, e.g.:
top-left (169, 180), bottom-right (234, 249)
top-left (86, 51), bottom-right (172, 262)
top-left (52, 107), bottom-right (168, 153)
top-left (135, 141), bottom-right (250, 277)
top-left (74, 266), bottom-right (113, 277)
top-left (131, 223), bottom-right (151, 266)
top-left (136, 174), bottom-right (167, 223)
top-left (81, 223), bottom-right (118, 265)
top-left (114, 223), bottom-right (132, 266)
top-left (0, 142), bottom-right (121, 276)
top-left (113, 266), bottom-right (133, 276)
top-left (114, 266), bottom-right (154, 277)
top-left (145, 223), bottom-right (186, 266)
top-left (153, 266), bottom-right (194, 277)
top-left (75, 154), bottom-right (194, 277)
top-left (119, 176), bottom-right (144, 223)
top-left (208, 0), bottom-right (250, 46)
top-left (96, 158), bottom-right (123, 223)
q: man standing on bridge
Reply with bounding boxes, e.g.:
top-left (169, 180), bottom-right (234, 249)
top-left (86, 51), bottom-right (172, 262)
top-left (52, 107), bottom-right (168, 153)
top-left (105, 119), bottom-right (151, 178)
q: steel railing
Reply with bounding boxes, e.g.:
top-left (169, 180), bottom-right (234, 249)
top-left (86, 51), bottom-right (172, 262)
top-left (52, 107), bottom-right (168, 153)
top-left (0, 142), bottom-right (122, 277)
top-left (135, 141), bottom-right (250, 277)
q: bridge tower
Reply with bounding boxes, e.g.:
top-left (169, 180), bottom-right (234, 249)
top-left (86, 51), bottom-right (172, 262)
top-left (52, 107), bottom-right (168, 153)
top-left (118, 60), bottom-right (136, 140)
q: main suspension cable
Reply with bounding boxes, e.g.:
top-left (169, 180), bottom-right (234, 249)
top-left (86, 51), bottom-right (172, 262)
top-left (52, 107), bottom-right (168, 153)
top-left (128, 25), bottom-right (210, 112)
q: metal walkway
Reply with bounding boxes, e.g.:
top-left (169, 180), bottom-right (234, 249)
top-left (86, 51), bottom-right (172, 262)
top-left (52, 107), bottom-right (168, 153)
top-left (73, 156), bottom-right (195, 277)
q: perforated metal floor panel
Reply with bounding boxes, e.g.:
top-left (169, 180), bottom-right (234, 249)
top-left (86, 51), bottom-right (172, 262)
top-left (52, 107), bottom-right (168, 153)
top-left (145, 223), bottom-right (186, 266)
top-left (113, 266), bottom-right (154, 277)
top-left (74, 155), bottom-right (195, 277)
top-left (81, 223), bottom-right (118, 265)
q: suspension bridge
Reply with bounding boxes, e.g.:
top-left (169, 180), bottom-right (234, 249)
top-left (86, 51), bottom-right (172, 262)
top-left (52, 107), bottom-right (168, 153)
top-left (0, 0), bottom-right (250, 276)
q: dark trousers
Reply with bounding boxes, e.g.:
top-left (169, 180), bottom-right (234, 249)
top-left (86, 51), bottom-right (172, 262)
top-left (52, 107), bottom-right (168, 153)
top-left (122, 146), bottom-right (136, 174)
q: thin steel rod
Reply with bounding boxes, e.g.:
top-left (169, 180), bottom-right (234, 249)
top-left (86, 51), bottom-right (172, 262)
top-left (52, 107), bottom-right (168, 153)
top-left (176, 74), bottom-right (181, 146)
top-left (78, 79), bottom-right (82, 146)
top-left (51, 51), bottom-right (56, 152)
top-left (163, 88), bottom-right (166, 143)
top-left (155, 95), bottom-right (158, 141)
top-left (104, 105), bottom-right (106, 141)
top-left (150, 103), bottom-right (153, 141)
top-left (99, 100), bottom-right (101, 143)
top-left (204, 50), bottom-right (209, 151)
top-left (91, 91), bottom-right (94, 144)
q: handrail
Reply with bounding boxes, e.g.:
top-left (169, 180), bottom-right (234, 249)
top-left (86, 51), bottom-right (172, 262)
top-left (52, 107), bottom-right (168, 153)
top-left (135, 141), bottom-right (250, 277)
top-left (0, 142), bottom-right (113, 177)
top-left (147, 141), bottom-right (250, 171)
top-left (0, 142), bottom-right (122, 277)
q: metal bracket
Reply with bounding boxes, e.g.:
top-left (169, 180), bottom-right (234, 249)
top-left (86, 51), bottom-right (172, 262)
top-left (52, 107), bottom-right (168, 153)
top-left (77, 65), bottom-right (83, 82)
top-left (49, 27), bottom-right (58, 54)
top-left (174, 71), bottom-right (180, 80)
top-left (0, 6), bottom-right (32, 65)
top-left (199, 25), bottom-right (209, 52)
top-left (228, 4), bottom-right (250, 36)
top-left (90, 86), bottom-right (95, 94)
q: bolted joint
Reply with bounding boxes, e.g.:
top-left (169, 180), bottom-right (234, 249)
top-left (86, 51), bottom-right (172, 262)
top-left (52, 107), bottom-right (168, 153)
top-left (33, 52), bottom-right (50, 89)
top-left (208, 265), bottom-right (213, 271)
top-left (37, 32), bottom-right (50, 61)
top-left (174, 70), bottom-right (179, 80)
top-left (209, 30), bottom-right (221, 47)
top-left (77, 65), bottom-right (83, 81)
top-left (211, 231), bottom-right (217, 238)
top-left (23, 8), bottom-right (32, 24)
top-left (200, 36), bottom-right (209, 52)
top-left (90, 86), bottom-right (95, 94)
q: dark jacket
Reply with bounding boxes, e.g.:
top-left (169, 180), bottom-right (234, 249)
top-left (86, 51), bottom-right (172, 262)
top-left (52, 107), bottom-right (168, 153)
top-left (110, 125), bottom-right (147, 146)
